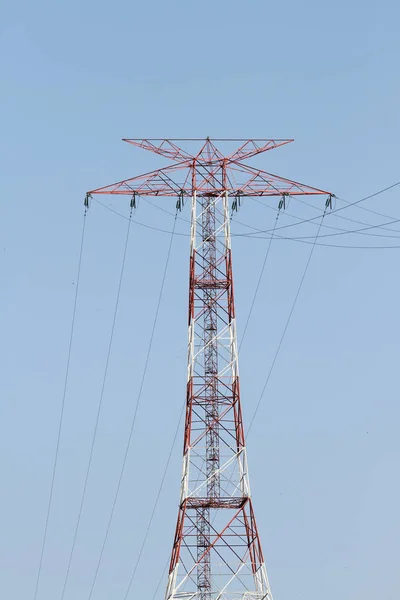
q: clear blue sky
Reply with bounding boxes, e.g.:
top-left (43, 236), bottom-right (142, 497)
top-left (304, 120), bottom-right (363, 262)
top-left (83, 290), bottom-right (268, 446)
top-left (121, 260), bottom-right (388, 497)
top-left (1, 1), bottom-right (400, 600)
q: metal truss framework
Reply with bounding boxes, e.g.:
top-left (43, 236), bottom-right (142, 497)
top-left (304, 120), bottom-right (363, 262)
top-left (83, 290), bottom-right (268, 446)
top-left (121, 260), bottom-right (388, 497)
top-left (87, 139), bottom-right (332, 600)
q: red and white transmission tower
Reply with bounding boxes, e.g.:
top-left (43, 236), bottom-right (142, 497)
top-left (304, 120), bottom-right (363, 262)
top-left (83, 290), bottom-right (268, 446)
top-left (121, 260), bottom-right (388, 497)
top-left (87, 139), bottom-right (331, 600)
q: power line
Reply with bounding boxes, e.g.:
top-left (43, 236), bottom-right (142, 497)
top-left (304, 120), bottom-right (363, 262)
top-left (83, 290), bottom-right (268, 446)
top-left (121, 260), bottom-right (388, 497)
top-left (33, 209), bottom-right (87, 600)
top-left (151, 559), bottom-right (170, 600)
top-left (59, 209), bottom-right (133, 600)
top-left (302, 216), bottom-right (400, 240)
top-left (244, 214), bottom-right (400, 241)
top-left (122, 400), bottom-right (186, 600)
top-left (146, 197), bottom-right (191, 224)
top-left (232, 198), bottom-right (400, 246)
top-left (85, 214), bottom-right (178, 600)
top-left (295, 194), bottom-right (400, 234)
top-left (130, 182), bottom-right (400, 600)
top-left (149, 181), bottom-right (400, 239)
top-left (236, 181), bottom-right (400, 238)
top-left (232, 200), bottom-right (400, 248)
top-left (251, 196), bottom-right (400, 238)
top-left (144, 189), bottom-right (400, 240)
top-left (94, 180), bottom-right (400, 600)
top-left (238, 211), bottom-right (280, 352)
top-left (337, 181), bottom-right (400, 217)
top-left (94, 183), bottom-right (400, 248)
top-left (148, 190), bottom-right (400, 239)
top-left (242, 230), bottom-right (400, 249)
top-left (336, 194), bottom-right (399, 221)
top-left (247, 207), bottom-right (327, 435)
top-left (94, 198), bottom-right (188, 237)
top-left (243, 185), bottom-right (400, 435)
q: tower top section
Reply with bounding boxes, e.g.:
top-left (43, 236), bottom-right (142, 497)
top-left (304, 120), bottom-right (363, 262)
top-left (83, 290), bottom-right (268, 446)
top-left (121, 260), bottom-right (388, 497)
top-left (87, 138), bottom-right (332, 199)
top-left (122, 138), bottom-right (294, 164)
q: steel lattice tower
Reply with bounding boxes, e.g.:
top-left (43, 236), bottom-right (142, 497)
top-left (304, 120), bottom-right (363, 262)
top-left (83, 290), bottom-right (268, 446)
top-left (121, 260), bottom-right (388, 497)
top-left (87, 138), bottom-right (331, 600)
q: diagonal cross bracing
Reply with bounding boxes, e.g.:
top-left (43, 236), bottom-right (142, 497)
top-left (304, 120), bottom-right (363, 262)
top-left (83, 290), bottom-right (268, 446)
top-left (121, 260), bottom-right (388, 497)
top-left (168, 190), bottom-right (272, 600)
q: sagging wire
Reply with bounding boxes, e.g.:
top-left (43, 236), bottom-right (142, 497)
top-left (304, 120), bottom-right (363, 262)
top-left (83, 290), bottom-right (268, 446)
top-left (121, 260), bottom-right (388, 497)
top-left (146, 197), bottom-right (191, 224)
top-left (33, 203), bottom-right (88, 600)
top-left (236, 180), bottom-right (400, 239)
top-left (238, 196), bottom-right (285, 352)
top-left (121, 399), bottom-right (186, 600)
top-left (94, 187), bottom-right (400, 246)
top-left (252, 195), bottom-right (400, 239)
top-left (151, 560), bottom-right (170, 600)
top-left (59, 198), bottom-right (135, 600)
top-left (336, 181), bottom-right (400, 220)
top-left (246, 195), bottom-right (333, 436)
top-left (95, 194), bottom-right (400, 249)
top-left (85, 207), bottom-right (179, 600)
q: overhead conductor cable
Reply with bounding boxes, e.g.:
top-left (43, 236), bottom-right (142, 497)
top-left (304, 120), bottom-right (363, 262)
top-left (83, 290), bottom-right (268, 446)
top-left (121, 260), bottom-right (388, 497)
top-left (33, 206), bottom-right (88, 600)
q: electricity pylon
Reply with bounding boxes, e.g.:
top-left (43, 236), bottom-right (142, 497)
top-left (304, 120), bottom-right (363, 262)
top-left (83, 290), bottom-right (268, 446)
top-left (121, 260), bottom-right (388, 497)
top-left (87, 138), bottom-right (331, 600)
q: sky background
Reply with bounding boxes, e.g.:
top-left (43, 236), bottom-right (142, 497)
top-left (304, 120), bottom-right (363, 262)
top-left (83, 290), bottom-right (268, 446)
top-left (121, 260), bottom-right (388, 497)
top-left (1, 1), bottom-right (400, 600)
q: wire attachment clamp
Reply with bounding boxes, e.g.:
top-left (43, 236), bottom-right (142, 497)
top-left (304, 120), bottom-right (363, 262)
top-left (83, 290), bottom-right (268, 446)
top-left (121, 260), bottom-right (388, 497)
top-left (176, 189), bottom-right (186, 212)
top-left (84, 193), bottom-right (92, 210)
top-left (130, 191), bottom-right (138, 210)
top-left (325, 194), bottom-right (335, 210)
top-left (278, 192), bottom-right (289, 211)
top-left (231, 190), bottom-right (244, 215)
